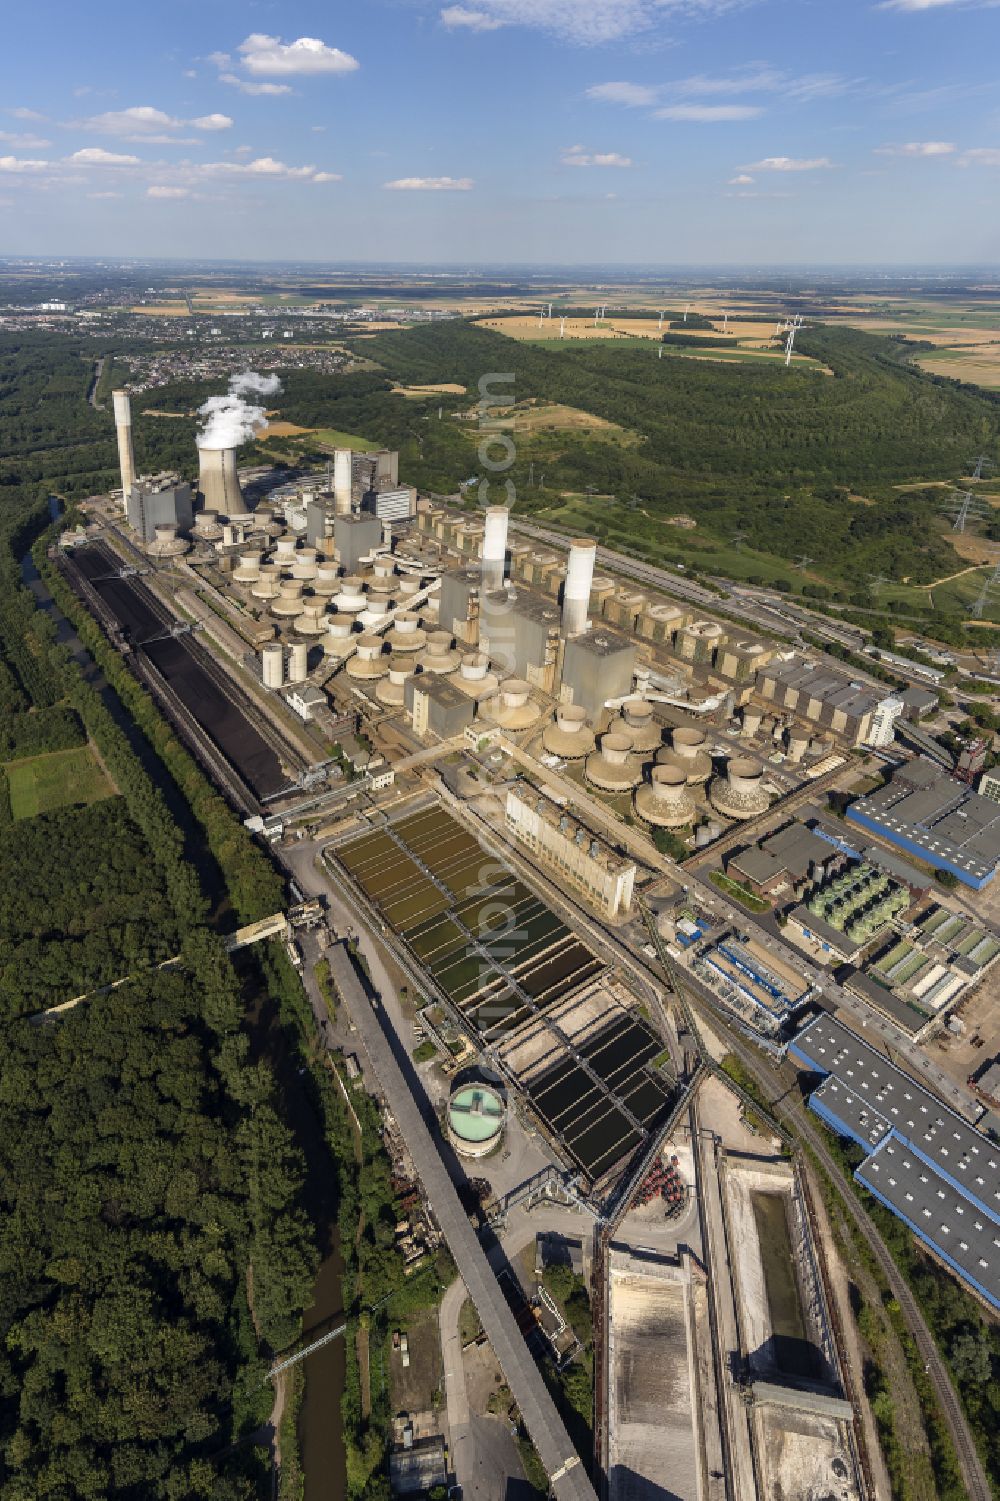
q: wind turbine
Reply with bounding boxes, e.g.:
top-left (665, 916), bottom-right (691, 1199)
top-left (658, 310), bottom-right (665, 329)
top-left (559, 317), bottom-right (567, 338)
top-left (683, 303), bottom-right (690, 323)
top-left (658, 345), bottom-right (664, 359)
top-left (723, 311), bottom-right (729, 334)
top-left (548, 302), bottom-right (553, 319)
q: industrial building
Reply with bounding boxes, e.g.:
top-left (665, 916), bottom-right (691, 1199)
top-left (405, 674), bottom-right (476, 739)
top-left (789, 1014), bottom-right (1000, 1310)
top-left (696, 933), bottom-right (813, 1035)
top-left (754, 656), bottom-right (890, 747)
top-left (126, 477), bottom-right (193, 545)
top-left (362, 484), bottom-right (415, 523)
top-left (561, 628), bottom-right (636, 718)
top-left (480, 586), bottom-right (562, 688)
top-left (846, 757), bottom-right (1000, 889)
top-left (505, 782), bottom-right (637, 918)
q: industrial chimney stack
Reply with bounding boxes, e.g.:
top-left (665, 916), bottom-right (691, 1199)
top-left (333, 448), bottom-right (353, 514)
top-left (481, 505), bottom-right (509, 590)
top-left (561, 539), bottom-right (597, 638)
top-left (197, 445), bottom-right (244, 514)
top-left (112, 390), bottom-right (136, 501)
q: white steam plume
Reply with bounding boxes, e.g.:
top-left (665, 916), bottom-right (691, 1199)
top-left (197, 371), bottom-right (283, 450)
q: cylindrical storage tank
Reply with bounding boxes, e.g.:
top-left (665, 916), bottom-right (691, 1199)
top-left (695, 824), bottom-right (714, 848)
top-left (398, 576), bottom-right (421, 597)
top-left (447, 1082), bottom-right (506, 1159)
top-left (346, 633), bottom-right (389, 680)
top-left (373, 557), bottom-right (395, 583)
top-left (275, 535), bottom-right (298, 563)
top-left (334, 576), bottom-right (366, 613)
top-left (561, 538), bottom-right (597, 637)
top-left (287, 640), bottom-right (309, 684)
top-left (261, 643), bottom-right (284, 689)
top-left (709, 756), bottom-right (770, 820)
top-left (482, 506), bottom-right (509, 590)
top-left (149, 523), bottom-right (188, 556)
top-left (635, 764), bottom-right (696, 828)
top-left (742, 707), bottom-right (762, 737)
top-left (586, 731), bottom-right (643, 790)
top-left (543, 702), bottom-right (596, 760)
top-left (232, 549), bottom-right (263, 583)
top-left (502, 679), bottom-right (530, 710)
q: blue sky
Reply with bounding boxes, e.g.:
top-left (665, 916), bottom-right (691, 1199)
top-left (2, 0), bottom-right (1000, 264)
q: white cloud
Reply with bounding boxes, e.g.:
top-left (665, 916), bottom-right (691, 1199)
top-left (728, 172), bottom-right (755, 183)
top-left (86, 191), bottom-right (122, 199)
top-left (198, 156), bottom-right (336, 182)
top-left (79, 105), bottom-right (232, 142)
top-left (655, 103), bottom-right (763, 120)
top-left (586, 81), bottom-right (659, 106)
top-left (237, 33), bottom-right (360, 76)
top-left (0, 131), bottom-right (50, 148)
top-left (875, 140), bottom-right (955, 155)
top-left (434, 1), bottom-right (746, 45)
top-left (311, 171), bottom-right (342, 182)
top-left (440, 6), bottom-right (505, 28)
top-left (0, 155), bottom-right (50, 173)
top-left (147, 185), bottom-right (189, 198)
top-left (67, 147), bottom-right (142, 166)
top-left (960, 148), bottom-right (1000, 165)
top-left (742, 155), bottom-right (833, 171)
top-left (384, 175), bottom-right (474, 190)
top-left (219, 73), bottom-right (294, 96)
top-left (879, 0), bottom-right (963, 9)
top-left (562, 145), bottom-right (632, 166)
top-left (190, 113), bottom-right (233, 131)
top-left (8, 107), bottom-right (48, 121)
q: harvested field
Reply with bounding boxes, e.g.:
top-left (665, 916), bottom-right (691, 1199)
top-left (4, 744), bottom-right (115, 821)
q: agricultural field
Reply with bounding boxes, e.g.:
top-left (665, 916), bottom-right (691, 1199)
top-left (4, 744), bottom-right (115, 821)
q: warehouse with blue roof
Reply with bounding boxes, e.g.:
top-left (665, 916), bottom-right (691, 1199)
top-left (788, 1014), bottom-right (1000, 1309)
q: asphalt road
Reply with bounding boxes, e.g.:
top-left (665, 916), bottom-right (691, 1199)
top-left (324, 944), bottom-right (596, 1501)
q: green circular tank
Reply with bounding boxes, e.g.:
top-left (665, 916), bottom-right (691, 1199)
top-left (447, 1084), bottom-right (505, 1158)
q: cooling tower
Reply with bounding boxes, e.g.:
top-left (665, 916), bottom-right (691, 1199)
top-left (561, 539), bottom-right (597, 638)
top-left (542, 703), bottom-right (596, 760)
top-left (198, 444), bottom-right (243, 513)
top-left (635, 765), bottom-right (696, 828)
top-left (709, 757), bottom-right (770, 821)
top-left (112, 390), bottom-right (136, 501)
top-left (586, 731), bottom-right (643, 791)
top-left (482, 506), bottom-right (509, 590)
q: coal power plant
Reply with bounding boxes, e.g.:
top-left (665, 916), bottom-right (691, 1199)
top-left (197, 443), bottom-right (244, 513)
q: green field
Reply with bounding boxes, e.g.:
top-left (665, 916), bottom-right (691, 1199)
top-left (5, 745), bottom-right (115, 821)
top-left (310, 427), bottom-right (374, 450)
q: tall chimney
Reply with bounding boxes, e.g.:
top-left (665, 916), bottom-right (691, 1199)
top-left (333, 448), bottom-right (353, 514)
top-left (482, 506), bottom-right (509, 590)
top-left (112, 390), bottom-right (136, 500)
top-left (561, 539), bottom-right (597, 638)
top-left (197, 445), bottom-right (243, 514)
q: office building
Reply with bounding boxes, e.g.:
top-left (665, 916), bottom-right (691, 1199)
top-left (362, 485), bottom-right (416, 523)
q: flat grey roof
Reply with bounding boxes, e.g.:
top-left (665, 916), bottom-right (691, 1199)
top-left (566, 626), bottom-right (634, 659)
top-left (850, 760), bottom-right (1000, 882)
top-left (792, 1015), bottom-right (1000, 1221)
top-left (763, 821), bottom-right (835, 877)
top-left (811, 1074), bottom-right (893, 1149)
top-left (858, 1137), bottom-right (1000, 1307)
top-left (788, 905), bottom-right (859, 956)
top-left (840, 969), bottom-right (927, 1036)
